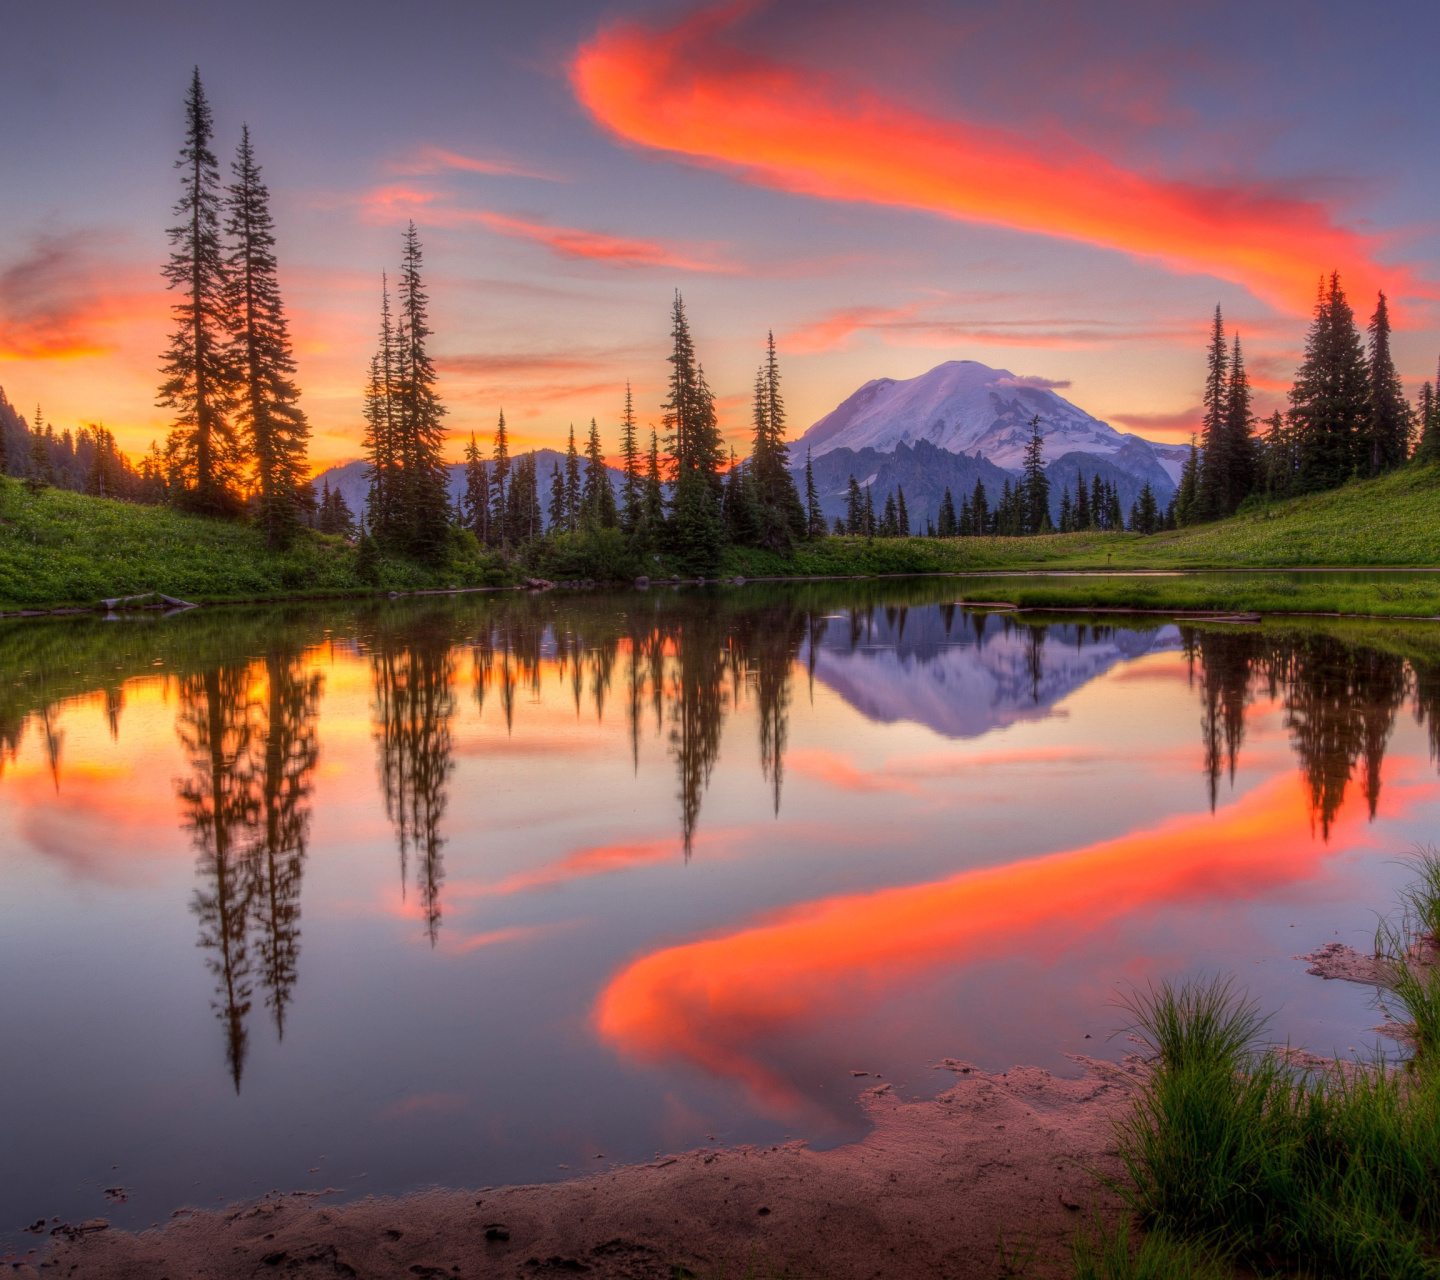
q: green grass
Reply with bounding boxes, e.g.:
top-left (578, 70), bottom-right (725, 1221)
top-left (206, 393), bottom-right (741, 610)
top-left (4, 462), bottom-right (1440, 612)
top-left (0, 479), bottom-right (512, 609)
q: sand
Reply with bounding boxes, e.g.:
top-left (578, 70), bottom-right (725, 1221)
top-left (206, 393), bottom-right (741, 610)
top-left (25, 1058), bottom-right (1144, 1280)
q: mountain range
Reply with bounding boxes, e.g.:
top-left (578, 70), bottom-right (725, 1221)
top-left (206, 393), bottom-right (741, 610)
top-left (310, 360), bottom-right (1185, 528)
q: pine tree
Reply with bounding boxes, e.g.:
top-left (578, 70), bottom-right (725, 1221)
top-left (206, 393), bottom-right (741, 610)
top-left (361, 278), bottom-right (403, 544)
top-left (461, 433), bottom-right (490, 543)
top-left (1134, 481), bottom-right (1159, 534)
top-left (1291, 273), bottom-right (1370, 492)
top-left (1174, 436), bottom-right (1200, 525)
top-left (748, 332), bottom-right (805, 550)
top-left (393, 224), bottom-right (449, 559)
top-left (563, 425), bottom-right (581, 533)
top-left (1196, 305), bottom-right (1228, 521)
top-left (862, 485), bottom-right (875, 537)
top-left (970, 478), bottom-right (989, 535)
top-left (937, 487), bottom-right (957, 537)
top-left (587, 419), bottom-right (618, 528)
top-left (159, 68), bottom-right (237, 514)
top-left (640, 431), bottom-right (665, 544)
top-left (723, 453), bottom-right (759, 544)
top-left (896, 484), bottom-right (910, 537)
top-left (1021, 415), bottom-right (1050, 533)
top-left (845, 475), bottom-right (864, 534)
top-left (832, 516), bottom-right (845, 536)
top-left (1365, 292), bottom-right (1413, 475)
top-left (618, 383), bottom-right (641, 532)
top-left (1416, 380), bottom-right (1440, 466)
top-left (1222, 335), bottom-right (1256, 512)
top-left (1058, 487), bottom-right (1074, 532)
top-left (27, 407), bottom-right (54, 490)
top-left (547, 462), bottom-right (566, 533)
top-left (1074, 471), bottom-right (1091, 530)
top-left (223, 126), bottom-right (308, 546)
top-left (490, 410), bottom-right (510, 542)
top-left (880, 490), bottom-right (898, 537)
top-left (803, 448), bottom-right (825, 538)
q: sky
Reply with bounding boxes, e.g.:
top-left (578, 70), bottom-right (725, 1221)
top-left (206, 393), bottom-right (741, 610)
top-left (2, 0), bottom-right (1439, 471)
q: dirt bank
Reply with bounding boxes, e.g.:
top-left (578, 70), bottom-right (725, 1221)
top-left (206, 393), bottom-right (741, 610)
top-left (26, 1059), bottom-right (1142, 1280)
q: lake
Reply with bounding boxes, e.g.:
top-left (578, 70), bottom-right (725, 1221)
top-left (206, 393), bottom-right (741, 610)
top-left (3, 578), bottom-right (1437, 1250)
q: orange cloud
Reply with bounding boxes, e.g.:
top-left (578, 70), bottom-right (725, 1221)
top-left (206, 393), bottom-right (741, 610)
top-left (455, 837), bottom-right (680, 899)
top-left (594, 772), bottom-right (1402, 1110)
top-left (474, 211), bottom-right (736, 274)
top-left (388, 145), bottom-right (565, 182)
top-left (571, 6), bottom-right (1417, 312)
top-left (0, 232), bottom-right (164, 361)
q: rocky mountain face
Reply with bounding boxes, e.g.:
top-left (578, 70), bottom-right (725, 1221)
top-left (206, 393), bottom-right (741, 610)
top-left (797, 360), bottom-right (1188, 492)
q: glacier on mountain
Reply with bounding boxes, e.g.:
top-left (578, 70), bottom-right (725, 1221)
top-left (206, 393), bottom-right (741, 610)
top-left (797, 360), bottom-right (1189, 486)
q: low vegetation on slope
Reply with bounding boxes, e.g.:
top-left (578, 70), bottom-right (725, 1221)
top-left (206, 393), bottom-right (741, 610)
top-left (1, 463), bottom-right (1437, 613)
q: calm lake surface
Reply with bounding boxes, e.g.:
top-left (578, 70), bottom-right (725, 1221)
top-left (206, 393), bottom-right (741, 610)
top-left (3, 578), bottom-right (1439, 1247)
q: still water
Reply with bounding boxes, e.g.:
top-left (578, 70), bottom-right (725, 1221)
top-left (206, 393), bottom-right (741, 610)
top-left (2, 579), bottom-right (1438, 1246)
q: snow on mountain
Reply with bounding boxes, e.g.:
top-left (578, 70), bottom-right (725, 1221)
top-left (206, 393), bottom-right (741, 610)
top-left (804, 609), bottom-right (1182, 739)
top-left (798, 360), bottom-right (1189, 488)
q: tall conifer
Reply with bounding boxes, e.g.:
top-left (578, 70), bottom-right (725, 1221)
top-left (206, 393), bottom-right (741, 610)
top-left (1365, 291), bottom-right (1413, 475)
top-left (563, 425), bottom-right (581, 533)
top-left (1021, 416), bottom-right (1051, 533)
top-left (618, 382), bottom-right (641, 531)
top-left (461, 433), bottom-right (490, 543)
top-left (393, 224), bottom-right (449, 558)
top-left (159, 68), bottom-right (236, 514)
top-left (582, 418), bottom-right (616, 529)
top-left (803, 447), bottom-right (825, 538)
top-left (1222, 334), bottom-right (1256, 512)
top-left (937, 487), bottom-right (956, 537)
top-left (1291, 273), bottom-right (1370, 492)
top-left (223, 125), bottom-right (308, 546)
top-left (1196, 306), bottom-right (1228, 520)
top-left (361, 277), bottom-right (402, 543)
top-left (490, 410), bottom-right (510, 541)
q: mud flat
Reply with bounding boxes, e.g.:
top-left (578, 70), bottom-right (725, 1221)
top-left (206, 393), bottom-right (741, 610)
top-left (26, 1059), bottom-right (1143, 1280)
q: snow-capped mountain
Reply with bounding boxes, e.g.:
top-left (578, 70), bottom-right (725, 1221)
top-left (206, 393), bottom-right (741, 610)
top-left (798, 360), bottom-right (1189, 488)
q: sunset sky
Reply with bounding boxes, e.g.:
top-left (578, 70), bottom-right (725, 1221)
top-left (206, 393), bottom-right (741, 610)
top-left (3, 0), bottom-right (1438, 470)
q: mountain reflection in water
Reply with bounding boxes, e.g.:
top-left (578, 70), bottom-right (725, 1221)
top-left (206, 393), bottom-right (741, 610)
top-left (3, 581), bottom-right (1440, 1238)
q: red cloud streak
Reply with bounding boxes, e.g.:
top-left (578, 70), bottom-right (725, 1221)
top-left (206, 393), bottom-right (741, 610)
top-left (593, 772), bottom-right (1404, 1110)
top-left (571, 7), bottom-right (1417, 313)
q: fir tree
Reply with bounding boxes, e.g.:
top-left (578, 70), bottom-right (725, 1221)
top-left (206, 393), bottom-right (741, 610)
top-left (723, 453), bottom-right (759, 544)
top-left (27, 407), bottom-right (54, 490)
top-left (970, 478), bottom-right (988, 535)
top-left (1021, 415), bottom-right (1050, 533)
top-left (937, 487), bottom-right (957, 537)
top-left (862, 485), bottom-right (875, 537)
top-left (896, 484), bottom-right (910, 537)
top-left (1222, 335), bottom-right (1256, 512)
top-left (460, 433), bottom-right (490, 543)
top-left (490, 410), bottom-right (510, 542)
top-left (832, 516), bottom-right (845, 536)
top-left (563, 425), bottom-right (581, 533)
top-left (1291, 273), bottom-right (1370, 492)
top-left (547, 462), bottom-right (566, 533)
top-left (845, 475), bottom-right (864, 534)
top-left (1174, 437), bottom-right (1199, 525)
top-left (159, 68), bottom-right (237, 514)
top-left (224, 126), bottom-right (308, 546)
top-left (617, 382), bottom-right (641, 532)
top-left (958, 494), bottom-right (972, 536)
top-left (1074, 471), bottom-right (1091, 529)
top-left (880, 490), bottom-right (898, 537)
top-left (749, 332), bottom-right (805, 549)
top-left (1365, 291), bottom-right (1413, 475)
top-left (803, 448), bottom-right (825, 538)
top-left (640, 431), bottom-right (665, 544)
top-left (1416, 380), bottom-right (1440, 466)
top-left (582, 418), bottom-right (616, 529)
top-left (1196, 305), bottom-right (1229, 520)
top-left (361, 278), bottom-right (403, 544)
top-left (1058, 487), bottom-right (1074, 532)
top-left (1134, 481), bottom-right (1159, 534)
top-left (393, 224), bottom-right (449, 559)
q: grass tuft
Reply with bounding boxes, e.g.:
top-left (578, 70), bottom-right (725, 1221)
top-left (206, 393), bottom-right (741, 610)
top-left (1071, 1216), bottom-right (1228, 1280)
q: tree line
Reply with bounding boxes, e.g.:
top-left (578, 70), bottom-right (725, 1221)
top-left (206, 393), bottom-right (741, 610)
top-left (1175, 276), bottom-right (1437, 524)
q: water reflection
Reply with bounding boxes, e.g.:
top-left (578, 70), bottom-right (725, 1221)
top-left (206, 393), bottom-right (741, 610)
top-left (4, 588), bottom-right (1440, 1096)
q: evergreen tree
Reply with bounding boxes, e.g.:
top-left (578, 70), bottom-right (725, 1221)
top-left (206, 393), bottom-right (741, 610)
top-left (832, 516), bottom-right (845, 536)
top-left (1074, 472), bottom-right (1091, 529)
top-left (1196, 305), bottom-right (1229, 520)
top-left (1222, 335), bottom-right (1256, 511)
top-left (1365, 291), bottom-right (1413, 475)
top-left (896, 484), bottom-right (910, 537)
top-left (159, 68), bottom-right (237, 514)
top-left (490, 410), bottom-right (510, 542)
top-left (845, 474), bottom-right (864, 534)
top-left (582, 418), bottom-right (617, 529)
top-left (862, 485), bottom-right (876, 537)
top-left (618, 382), bottom-right (641, 532)
top-left (361, 278), bottom-right (403, 544)
top-left (958, 494), bottom-right (972, 535)
top-left (722, 454), bottom-right (759, 544)
top-left (1021, 415), bottom-right (1050, 533)
top-left (880, 490), bottom-right (898, 537)
top-left (1058, 487), bottom-right (1074, 532)
top-left (393, 224), bottom-right (449, 559)
top-left (1415, 380), bottom-right (1440, 466)
top-left (937, 487), bottom-right (957, 537)
top-left (27, 407), bottom-right (54, 490)
top-left (1107, 482), bottom-right (1123, 531)
top-left (749, 332), bottom-right (805, 550)
top-left (640, 431), bottom-right (665, 544)
top-left (803, 448), bottom-right (825, 538)
top-left (460, 433), bottom-right (490, 544)
top-left (563, 425), bottom-right (581, 533)
top-left (970, 478), bottom-right (989, 535)
top-left (1291, 273), bottom-right (1370, 492)
top-left (547, 462), bottom-right (566, 533)
top-left (223, 125), bottom-right (308, 546)
top-left (1134, 481), bottom-right (1159, 534)
top-left (1174, 437), bottom-right (1200, 525)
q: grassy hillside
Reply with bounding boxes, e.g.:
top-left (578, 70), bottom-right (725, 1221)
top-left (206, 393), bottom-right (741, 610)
top-left (0, 480), bottom-right (508, 609)
top-left (2, 463), bottom-right (1437, 613)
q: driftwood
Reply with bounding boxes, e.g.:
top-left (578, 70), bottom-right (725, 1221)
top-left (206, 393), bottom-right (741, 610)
top-left (100, 591), bottom-right (198, 612)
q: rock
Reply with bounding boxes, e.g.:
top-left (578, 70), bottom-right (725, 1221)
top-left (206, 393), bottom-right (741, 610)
top-left (634, 575), bottom-right (649, 588)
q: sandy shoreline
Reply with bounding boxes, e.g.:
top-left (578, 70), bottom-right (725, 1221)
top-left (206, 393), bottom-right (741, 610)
top-left (25, 1058), bottom-right (1142, 1280)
